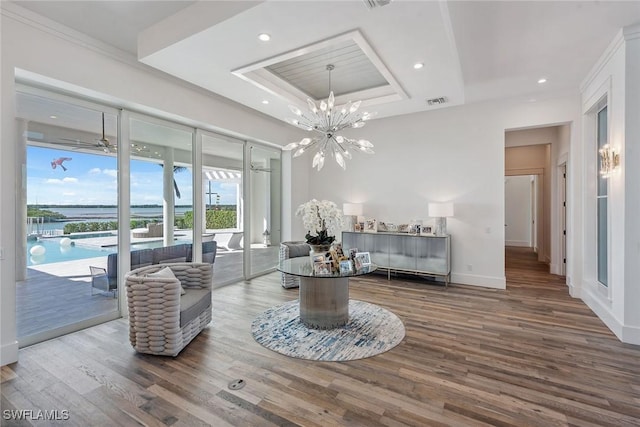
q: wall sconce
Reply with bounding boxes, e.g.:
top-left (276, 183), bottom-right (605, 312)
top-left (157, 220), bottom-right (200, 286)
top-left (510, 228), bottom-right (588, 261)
top-left (599, 144), bottom-right (620, 178)
top-left (428, 202), bottom-right (454, 236)
top-left (343, 203), bottom-right (363, 232)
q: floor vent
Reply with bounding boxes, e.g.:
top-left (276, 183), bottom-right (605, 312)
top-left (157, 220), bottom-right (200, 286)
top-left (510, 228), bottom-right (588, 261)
top-left (228, 379), bottom-right (246, 390)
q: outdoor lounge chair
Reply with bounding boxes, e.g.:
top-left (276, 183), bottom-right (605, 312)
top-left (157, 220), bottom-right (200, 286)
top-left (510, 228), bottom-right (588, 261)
top-left (90, 248), bottom-right (153, 297)
top-left (216, 231), bottom-right (243, 251)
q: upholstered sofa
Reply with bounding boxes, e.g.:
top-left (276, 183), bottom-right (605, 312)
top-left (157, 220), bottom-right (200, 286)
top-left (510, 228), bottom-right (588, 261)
top-left (125, 262), bottom-right (213, 356)
top-left (90, 241), bottom-right (217, 296)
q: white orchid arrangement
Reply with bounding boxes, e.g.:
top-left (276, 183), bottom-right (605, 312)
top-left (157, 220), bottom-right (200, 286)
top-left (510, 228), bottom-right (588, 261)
top-left (296, 199), bottom-right (344, 245)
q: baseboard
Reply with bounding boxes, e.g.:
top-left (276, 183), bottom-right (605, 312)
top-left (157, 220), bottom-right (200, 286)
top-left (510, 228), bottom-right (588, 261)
top-left (1, 340), bottom-right (19, 366)
top-left (505, 241), bottom-right (531, 247)
top-left (581, 287), bottom-right (623, 340)
top-left (567, 276), bottom-right (580, 298)
top-left (451, 273), bottom-right (506, 289)
top-left (622, 325), bottom-right (640, 345)
top-left (582, 288), bottom-right (640, 344)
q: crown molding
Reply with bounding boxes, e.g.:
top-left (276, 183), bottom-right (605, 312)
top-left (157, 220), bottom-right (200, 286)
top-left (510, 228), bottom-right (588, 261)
top-left (580, 29), bottom-right (624, 93)
top-left (1, 2), bottom-right (138, 67)
top-left (623, 23), bottom-right (640, 41)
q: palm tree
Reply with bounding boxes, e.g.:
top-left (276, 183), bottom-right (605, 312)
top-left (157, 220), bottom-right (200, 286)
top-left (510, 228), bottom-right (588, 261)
top-left (172, 166), bottom-right (187, 199)
top-left (160, 165), bottom-right (187, 199)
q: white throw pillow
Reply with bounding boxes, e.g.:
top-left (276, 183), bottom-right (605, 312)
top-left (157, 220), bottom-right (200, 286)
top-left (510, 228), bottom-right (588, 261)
top-left (146, 266), bottom-right (185, 295)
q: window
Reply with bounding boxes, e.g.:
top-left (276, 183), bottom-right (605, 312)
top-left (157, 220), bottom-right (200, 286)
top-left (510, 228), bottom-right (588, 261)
top-left (596, 105), bottom-right (608, 287)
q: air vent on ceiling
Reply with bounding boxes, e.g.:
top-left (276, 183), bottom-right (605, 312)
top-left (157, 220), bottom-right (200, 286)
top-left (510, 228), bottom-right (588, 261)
top-left (363, 0), bottom-right (392, 10)
top-left (427, 97), bottom-right (447, 106)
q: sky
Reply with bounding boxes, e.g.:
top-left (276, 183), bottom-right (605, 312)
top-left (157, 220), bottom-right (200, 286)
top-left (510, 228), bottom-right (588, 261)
top-left (27, 146), bottom-right (239, 206)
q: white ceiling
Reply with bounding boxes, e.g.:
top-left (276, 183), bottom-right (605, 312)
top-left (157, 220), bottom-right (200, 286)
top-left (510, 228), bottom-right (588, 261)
top-left (9, 0), bottom-right (640, 124)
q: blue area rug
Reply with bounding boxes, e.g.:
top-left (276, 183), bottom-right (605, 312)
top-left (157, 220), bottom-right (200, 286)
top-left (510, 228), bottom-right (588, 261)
top-left (251, 299), bottom-right (405, 361)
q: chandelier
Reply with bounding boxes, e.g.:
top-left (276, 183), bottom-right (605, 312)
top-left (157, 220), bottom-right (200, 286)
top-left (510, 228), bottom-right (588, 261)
top-left (282, 64), bottom-right (376, 171)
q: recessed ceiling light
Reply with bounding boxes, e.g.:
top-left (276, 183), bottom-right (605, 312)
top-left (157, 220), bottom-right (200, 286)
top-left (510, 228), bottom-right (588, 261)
top-left (538, 78), bottom-right (547, 84)
top-left (262, 100), bottom-right (269, 105)
top-left (49, 115), bottom-right (57, 119)
top-left (258, 33), bottom-right (271, 42)
top-left (413, 62), bottom-right (424, 70)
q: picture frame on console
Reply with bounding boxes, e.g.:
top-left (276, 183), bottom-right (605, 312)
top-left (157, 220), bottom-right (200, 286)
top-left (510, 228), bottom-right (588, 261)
top-left (421, 225), bottom-right (434, 236)
top-left (364, 219), bottom-right (377, 233)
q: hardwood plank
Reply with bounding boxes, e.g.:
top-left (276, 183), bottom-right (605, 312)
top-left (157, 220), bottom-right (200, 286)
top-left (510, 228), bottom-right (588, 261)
top-left (3, 247), bottom-right (640, 426)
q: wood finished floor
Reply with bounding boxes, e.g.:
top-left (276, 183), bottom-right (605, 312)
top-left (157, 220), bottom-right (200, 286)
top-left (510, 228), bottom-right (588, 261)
top-left (2, 247), bottom-right (640, 426)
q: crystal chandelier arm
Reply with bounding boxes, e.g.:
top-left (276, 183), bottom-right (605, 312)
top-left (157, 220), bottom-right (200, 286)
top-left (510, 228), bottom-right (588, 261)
top-left (285, 64), bottom-right (375, 171)
top-left (331, 110), bottom-right (349, 130)
top-left (333, 111), bottom-right (365, 132)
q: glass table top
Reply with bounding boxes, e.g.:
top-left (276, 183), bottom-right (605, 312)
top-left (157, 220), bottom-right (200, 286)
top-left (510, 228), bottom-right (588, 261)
top-left (278, 257), bottom-right (377, 278)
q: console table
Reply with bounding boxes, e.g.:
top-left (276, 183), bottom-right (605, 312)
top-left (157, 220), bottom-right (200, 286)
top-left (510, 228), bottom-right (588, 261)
top-left (342, 231), bottom-right (451, 286)
top-left (277, 257), bottom-right (377, 329)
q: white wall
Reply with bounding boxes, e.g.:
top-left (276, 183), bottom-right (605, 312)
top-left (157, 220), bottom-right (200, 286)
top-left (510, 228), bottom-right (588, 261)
top-left (0, 5), bottom-right (303, 365)
top-left (293, 95), bottom-right (581, 290)
top-left (623, 26), bottom-right (640, 337)
top-left (579, 24), bottom-right (640, 344)
top-left (505, 176), bottom-right (532, 247)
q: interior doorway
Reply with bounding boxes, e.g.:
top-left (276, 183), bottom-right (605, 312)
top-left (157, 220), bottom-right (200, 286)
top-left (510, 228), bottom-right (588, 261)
top-left (505, 175), bottom-right (537, 249)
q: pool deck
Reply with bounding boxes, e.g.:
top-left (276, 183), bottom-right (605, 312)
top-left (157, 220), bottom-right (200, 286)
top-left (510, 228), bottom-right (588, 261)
top-left (17, 242), bottom-right (279, 342)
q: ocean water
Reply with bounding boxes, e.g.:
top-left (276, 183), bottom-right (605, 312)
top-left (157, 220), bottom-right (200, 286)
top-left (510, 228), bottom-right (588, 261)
top-left (28, 206), bottom-right (193, 233)
top-left (46, 206), bottom-right (193, 219)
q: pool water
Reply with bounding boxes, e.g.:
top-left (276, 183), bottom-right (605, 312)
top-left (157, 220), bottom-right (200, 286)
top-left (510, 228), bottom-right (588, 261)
top-left (26, 237), bottom-right (190, 266)
top-left (27, 238), bottom-right (116, 266)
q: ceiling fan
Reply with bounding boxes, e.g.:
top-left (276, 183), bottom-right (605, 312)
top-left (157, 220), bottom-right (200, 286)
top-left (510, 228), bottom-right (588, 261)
top-left (250, 163), bottom-right (273, 173)
top-left (58, 112), bottom-right (116, 153)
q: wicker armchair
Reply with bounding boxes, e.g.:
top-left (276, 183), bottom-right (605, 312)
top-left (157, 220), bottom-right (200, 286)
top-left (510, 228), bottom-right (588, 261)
top-left (279, 241), bottom-right (310, 288)
top-left (125, 262), bottom-right (213, 356)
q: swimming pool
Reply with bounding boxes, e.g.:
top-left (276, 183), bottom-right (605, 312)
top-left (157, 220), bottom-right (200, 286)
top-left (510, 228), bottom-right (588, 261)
top-left (27, 237), bottom-right (190, 266)
top-left (27, 238), bottom-right (116, 266)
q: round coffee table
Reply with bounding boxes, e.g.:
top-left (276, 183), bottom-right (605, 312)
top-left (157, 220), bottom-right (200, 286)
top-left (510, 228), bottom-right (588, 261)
top-left (278, 257), bottom-right (377, 329)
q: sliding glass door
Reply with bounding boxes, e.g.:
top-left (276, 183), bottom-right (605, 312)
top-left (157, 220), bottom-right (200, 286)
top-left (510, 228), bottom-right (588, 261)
top-left (247, 143), bottom-right (282, 277)
top-left (128, 115), bottom-right (194, 252)
top-left (16, 89), bottom-right (120, 345)
top-left (15, 86), bottom-right (284, 346)
top-left (201, 132), bottom-right (244, 286)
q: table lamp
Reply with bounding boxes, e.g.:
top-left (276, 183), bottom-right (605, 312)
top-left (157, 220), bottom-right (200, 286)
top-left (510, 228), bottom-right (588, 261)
top-left (428, 202), bottom-right (454, 235)
top-left (343, 203), bottom-right (363, 232)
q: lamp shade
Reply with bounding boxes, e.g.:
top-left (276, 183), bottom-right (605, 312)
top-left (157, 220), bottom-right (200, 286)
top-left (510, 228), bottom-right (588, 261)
top-left (343, 203), bottom-right (363, 216)
top-left (428, 202), bottom-right (454, 218)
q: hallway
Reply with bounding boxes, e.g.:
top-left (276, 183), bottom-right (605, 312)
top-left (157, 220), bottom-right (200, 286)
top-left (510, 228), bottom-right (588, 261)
top-left (505, 245), bottom-right (566, 290)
